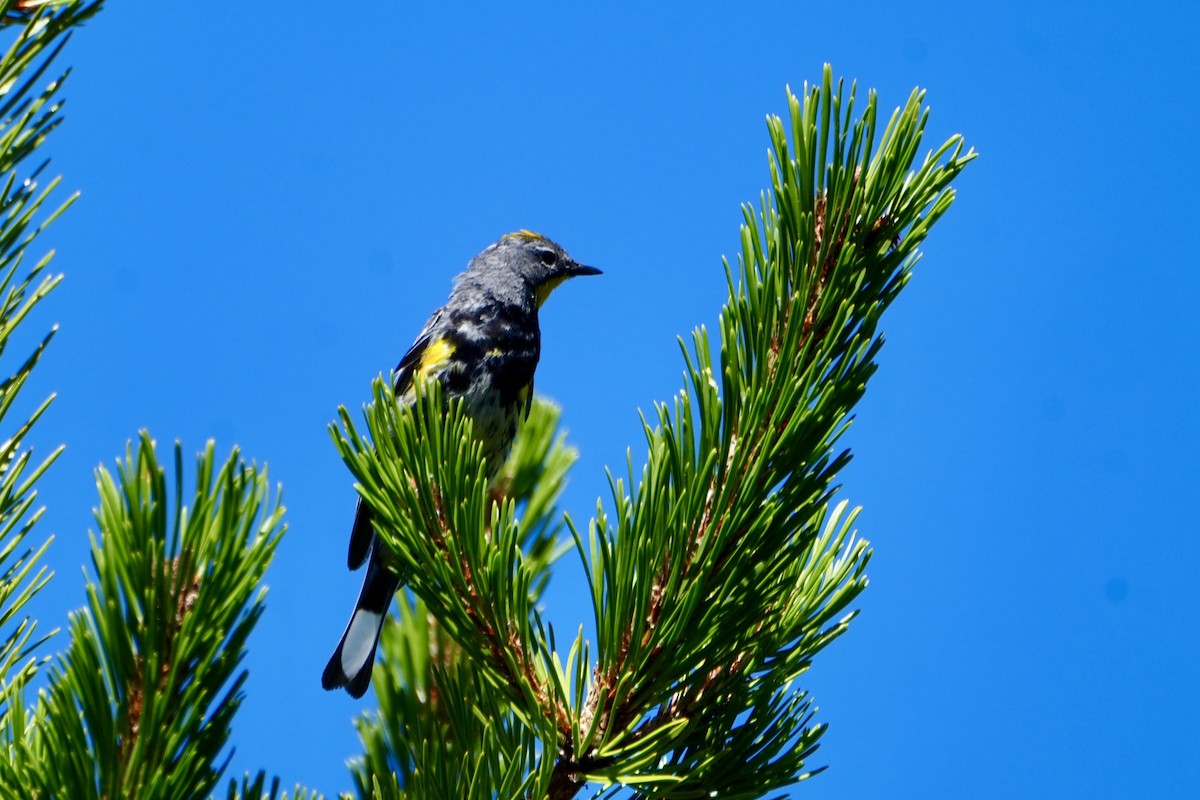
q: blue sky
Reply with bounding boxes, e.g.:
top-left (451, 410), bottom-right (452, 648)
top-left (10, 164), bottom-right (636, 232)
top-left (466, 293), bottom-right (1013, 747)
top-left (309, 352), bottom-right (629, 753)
top-left (16, 1), bottom-right (1199, 797)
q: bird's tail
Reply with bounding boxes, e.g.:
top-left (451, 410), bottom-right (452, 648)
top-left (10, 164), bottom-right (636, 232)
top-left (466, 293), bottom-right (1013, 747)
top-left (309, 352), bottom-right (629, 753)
top-left (322, 542), bottom-right (403, 698)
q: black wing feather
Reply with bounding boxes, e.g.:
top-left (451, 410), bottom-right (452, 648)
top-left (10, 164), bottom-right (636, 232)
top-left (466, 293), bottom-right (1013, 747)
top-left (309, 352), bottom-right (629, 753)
top-left (347, 499), bottom-right (374, 569)
top-left (347, 310), bottom-right (443, 569)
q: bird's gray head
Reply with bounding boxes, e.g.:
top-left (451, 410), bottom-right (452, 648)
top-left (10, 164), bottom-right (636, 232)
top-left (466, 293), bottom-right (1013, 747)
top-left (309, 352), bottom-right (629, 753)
top-left (462, 230), bottom-right (601, 308)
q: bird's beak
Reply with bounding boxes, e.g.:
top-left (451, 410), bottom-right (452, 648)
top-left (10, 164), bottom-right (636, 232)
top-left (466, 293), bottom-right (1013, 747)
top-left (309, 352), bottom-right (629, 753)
top-left (535, 262), bottom-right (602, 307)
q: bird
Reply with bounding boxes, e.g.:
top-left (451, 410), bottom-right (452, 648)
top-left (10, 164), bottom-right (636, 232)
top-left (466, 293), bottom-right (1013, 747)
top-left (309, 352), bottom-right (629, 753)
top-left (322, 230), bottom-right (600, 698)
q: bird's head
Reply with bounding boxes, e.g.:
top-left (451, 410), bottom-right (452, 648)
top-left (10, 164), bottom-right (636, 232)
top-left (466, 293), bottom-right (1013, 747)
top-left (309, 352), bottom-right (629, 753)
top-left (471, 230), bottom-right (601, 307)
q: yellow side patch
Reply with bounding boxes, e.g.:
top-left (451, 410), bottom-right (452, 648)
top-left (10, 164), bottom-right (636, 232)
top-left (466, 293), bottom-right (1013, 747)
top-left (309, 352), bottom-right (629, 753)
top-left (417, 337), bottom-right (456, 379)
top-left (535, 274), bottom-right (568, 307)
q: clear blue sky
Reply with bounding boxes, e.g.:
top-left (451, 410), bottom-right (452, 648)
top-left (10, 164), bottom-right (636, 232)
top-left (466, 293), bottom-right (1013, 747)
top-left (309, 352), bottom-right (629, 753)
top-left (18, 1), bottom-right (1198, 797)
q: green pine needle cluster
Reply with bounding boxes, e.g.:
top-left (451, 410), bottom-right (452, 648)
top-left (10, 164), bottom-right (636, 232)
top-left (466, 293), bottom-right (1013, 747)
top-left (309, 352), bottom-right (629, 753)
top-left (338, 399), bottom-right (578, 799)
top-left (569, 71), bottom-right (973, 797)
top-left (333, 66), bottom-right (974, 799)
top-left (0, 0), bottom-right (99, 728)
top-left (1, 435), bottom-right (286, 799)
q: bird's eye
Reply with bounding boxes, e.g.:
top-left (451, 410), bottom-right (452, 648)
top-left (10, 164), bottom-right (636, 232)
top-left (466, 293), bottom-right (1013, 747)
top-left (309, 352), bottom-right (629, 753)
top-left (537, 249), bottom-right (558, 267)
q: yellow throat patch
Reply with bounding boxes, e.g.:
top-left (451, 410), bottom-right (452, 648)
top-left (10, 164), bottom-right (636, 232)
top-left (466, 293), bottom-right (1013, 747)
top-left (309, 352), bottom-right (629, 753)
top-left (534, 274), bottom-right (569, 307)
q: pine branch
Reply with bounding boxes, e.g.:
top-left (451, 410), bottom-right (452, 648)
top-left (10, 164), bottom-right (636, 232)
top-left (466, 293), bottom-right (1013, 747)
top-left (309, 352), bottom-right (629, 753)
top-left (333, 386), bottom-right (578, 743)
top-left (557, 68), bottom-right (974, 798)
top-left (0, 0), bottom-right (102, 740)
top-left (2, 435), bottom-right (286, 799)
top-left (338, 399), bottom-right (581, 799)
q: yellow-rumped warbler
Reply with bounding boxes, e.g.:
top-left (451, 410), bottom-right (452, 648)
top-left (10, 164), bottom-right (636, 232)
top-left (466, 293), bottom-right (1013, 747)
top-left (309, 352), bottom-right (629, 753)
top-left (322, 230), bottom-right (600, 698)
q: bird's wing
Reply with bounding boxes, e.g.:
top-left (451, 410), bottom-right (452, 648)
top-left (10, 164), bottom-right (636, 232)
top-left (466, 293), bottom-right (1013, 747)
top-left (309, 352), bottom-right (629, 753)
top-left (521, 380), bottom-right (533, 417)
top-left (347, 499), bottom-right (375, 569)
top-left (392, 308), bottom-right (446, 396)
top-left (347, 309), bottom-right (446, 569)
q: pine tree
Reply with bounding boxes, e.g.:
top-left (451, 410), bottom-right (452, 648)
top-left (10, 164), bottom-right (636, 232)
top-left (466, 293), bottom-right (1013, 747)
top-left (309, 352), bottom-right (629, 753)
top-left (0, 3), bottom-right (973, 798)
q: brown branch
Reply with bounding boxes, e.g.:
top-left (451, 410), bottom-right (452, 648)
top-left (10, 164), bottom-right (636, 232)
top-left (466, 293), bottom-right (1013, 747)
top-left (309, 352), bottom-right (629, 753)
top-left (117, 555), bottom-right (201, 792)
top-left (547, 755), bottom-right (586, 800)
top-left (427, 478), bottom-right (570, 736)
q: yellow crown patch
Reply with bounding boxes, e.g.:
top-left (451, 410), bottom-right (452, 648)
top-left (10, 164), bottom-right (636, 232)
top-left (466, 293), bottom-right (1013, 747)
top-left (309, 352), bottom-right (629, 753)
top-left (503, 229), bottom-right (546, 242)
